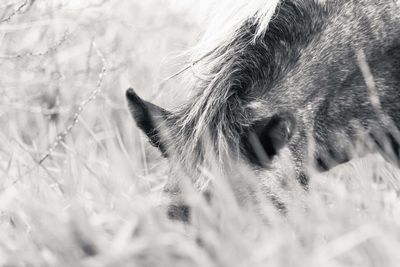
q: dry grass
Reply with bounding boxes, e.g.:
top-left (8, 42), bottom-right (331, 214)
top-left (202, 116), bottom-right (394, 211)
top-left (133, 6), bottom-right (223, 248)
top-left (1, 1), bottom-right (400, 266)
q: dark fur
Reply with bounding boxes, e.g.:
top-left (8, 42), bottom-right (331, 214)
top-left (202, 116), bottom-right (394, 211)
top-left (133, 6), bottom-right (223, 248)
top-left (127, 0), bottom-right (400, 198)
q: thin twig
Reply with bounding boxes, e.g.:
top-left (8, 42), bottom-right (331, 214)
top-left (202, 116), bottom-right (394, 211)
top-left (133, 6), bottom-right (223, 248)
top-left (0, 29), bottom-right (71, 59)
top-left (0, 0), bottom-right (29, 23)
top-left (38, 41), bottom-right (107, 165)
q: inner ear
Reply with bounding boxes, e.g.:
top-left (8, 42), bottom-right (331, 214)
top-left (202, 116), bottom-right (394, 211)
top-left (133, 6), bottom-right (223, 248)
top-left (256, 112), bottom-right (296, 157)
top-left (247, 112), bottom-right (296, 165)
top-left (126, 88), bottom-right (170, 156)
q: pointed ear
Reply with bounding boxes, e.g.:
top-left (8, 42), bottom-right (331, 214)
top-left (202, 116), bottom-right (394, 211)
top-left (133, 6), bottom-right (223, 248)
top-left (126, 88), bottom-right (170, 156)
top-left (248, 112), bottom-right (296, 165)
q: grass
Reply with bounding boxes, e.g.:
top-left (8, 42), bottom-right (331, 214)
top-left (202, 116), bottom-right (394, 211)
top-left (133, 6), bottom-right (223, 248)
top-left (1, 1), bottom-right (400, 266)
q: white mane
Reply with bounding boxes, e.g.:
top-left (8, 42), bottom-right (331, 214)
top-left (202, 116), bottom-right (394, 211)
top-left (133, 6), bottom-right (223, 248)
top-left (192, 0), bottom-right (281, 58)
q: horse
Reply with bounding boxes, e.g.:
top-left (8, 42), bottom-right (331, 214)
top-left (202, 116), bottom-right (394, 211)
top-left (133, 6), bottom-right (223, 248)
top-left (126, 0), bottom-right (400, 220)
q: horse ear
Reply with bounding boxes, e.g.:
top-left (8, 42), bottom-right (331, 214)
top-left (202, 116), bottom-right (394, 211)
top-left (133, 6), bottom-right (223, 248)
top-left (249, 112), bottom-right (296, 165)
top-left (126, 88), bottom-right (170, 156)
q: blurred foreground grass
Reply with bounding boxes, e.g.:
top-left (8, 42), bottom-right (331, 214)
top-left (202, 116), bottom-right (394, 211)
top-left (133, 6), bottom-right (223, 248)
top-left (1, 1), bottom-right (400, 266)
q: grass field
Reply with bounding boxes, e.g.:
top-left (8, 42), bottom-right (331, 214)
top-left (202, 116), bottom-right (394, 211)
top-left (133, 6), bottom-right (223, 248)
top-left (1, 1), bottom-right (400, 266)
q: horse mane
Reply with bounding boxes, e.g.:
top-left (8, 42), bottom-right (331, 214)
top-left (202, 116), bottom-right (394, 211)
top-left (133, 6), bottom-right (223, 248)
top-left (193, 0), bottom-right (281, 55)
top-left (165, 0), bottom-right (328, 167)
